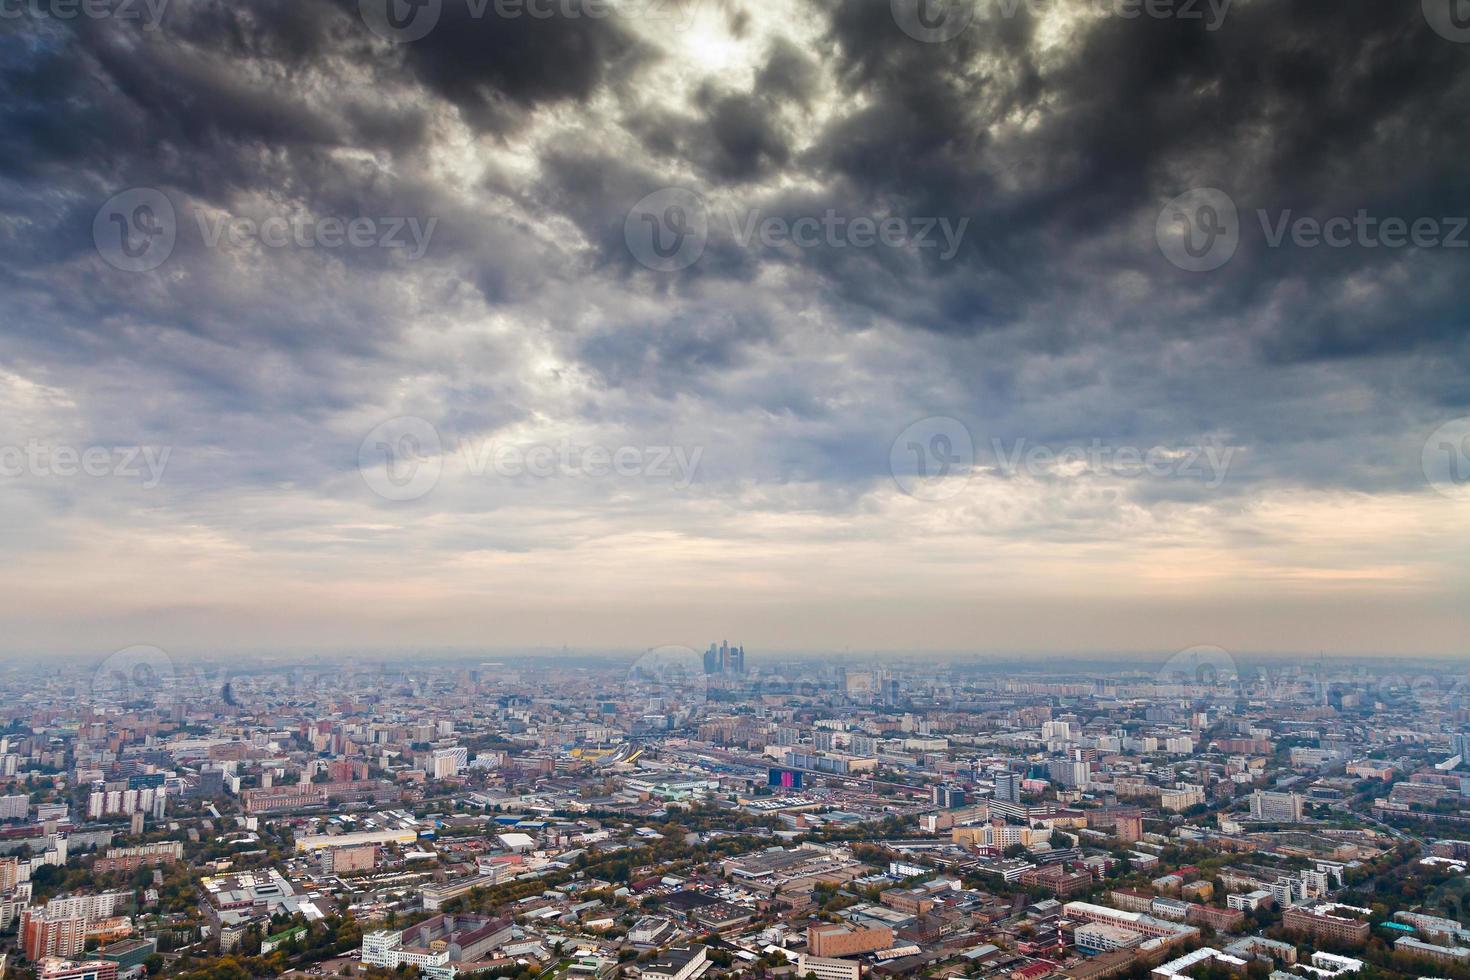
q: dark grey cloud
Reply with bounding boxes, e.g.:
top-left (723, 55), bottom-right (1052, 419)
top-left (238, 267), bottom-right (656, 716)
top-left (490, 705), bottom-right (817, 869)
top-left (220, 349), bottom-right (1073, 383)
top-left (0, 0), bottom-right (1466, 640)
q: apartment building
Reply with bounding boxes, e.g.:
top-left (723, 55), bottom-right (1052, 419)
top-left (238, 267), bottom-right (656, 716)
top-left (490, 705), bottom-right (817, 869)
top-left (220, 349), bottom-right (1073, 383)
top-left (1282, 903), bottom-right (1371, 946)
top-left (1250, 790), bottom-right (1304, 822)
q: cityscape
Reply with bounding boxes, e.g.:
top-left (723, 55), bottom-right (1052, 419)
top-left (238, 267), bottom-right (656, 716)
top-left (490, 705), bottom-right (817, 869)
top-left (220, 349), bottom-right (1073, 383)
top-left (2, 1), bottom-right (1469, 980)
top-left (0, 651), bottom-right (1464, 980)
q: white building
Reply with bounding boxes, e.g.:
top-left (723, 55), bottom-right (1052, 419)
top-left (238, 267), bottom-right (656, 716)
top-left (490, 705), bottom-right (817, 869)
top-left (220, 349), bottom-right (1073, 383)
top-left (1075, 923), bottom-right (1144, 954)
top-left (431, 747), bottom-right (468, 779)
top-left (796, 954), bottom-right (860, 980)
top-left (1250, 790), bottom-right (1304, 822)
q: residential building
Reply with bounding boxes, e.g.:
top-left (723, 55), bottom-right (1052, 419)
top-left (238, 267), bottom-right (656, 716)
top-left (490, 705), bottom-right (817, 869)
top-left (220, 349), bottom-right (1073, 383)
top-left (1282, 903), bottom-right (1371, 946)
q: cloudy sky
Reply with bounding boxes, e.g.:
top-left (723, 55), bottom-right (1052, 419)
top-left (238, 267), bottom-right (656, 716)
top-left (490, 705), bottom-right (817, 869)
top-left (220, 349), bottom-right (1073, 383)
top-left (0, 0), bottom-right (1467, 659)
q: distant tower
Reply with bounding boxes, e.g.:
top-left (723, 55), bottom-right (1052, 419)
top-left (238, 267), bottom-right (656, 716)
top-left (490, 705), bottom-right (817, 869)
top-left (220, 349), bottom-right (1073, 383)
top-left (702, 641), bottom-right (747, 675)
top-left (1453, 733), bottom-right (1470, 760)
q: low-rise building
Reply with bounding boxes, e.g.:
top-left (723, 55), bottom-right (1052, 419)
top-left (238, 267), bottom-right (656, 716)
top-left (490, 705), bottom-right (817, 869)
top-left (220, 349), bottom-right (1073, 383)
top-left (1075, 923), bottom-right (1143, 955)
top-left (37, 959), bottom-right (118, 980)
top-left (641, 945), bottom-right (708, 980)
top-left (1282, 903), bottom-right (1370, 947)
top-left (797, 954), bottom-right (861, 980)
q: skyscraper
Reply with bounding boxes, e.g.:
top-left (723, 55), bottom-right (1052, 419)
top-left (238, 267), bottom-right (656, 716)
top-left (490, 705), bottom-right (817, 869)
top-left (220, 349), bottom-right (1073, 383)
top-left (932, 784), bottom-right (966, 809)
top-left (1452, 733), bottom-right (1470, 761)
top-left (994, 771), bottom-right (1021, 804)
top-left (704, 641), bottom-right (746, 675)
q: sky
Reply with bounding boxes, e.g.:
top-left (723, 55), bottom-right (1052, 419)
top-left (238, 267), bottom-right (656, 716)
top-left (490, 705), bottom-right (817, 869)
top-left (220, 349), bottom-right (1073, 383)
top-left (0, 0), bottom-right (1467, 658)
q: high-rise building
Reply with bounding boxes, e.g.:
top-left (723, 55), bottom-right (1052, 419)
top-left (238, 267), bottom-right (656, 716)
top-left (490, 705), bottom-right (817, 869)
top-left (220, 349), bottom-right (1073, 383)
top-left (1114, 809), bottom-right (1144, 844)
top-left (1453, 733), bottom-right (1470, 761)
top-left (1048, 757), bottom-right (1091, 789)
top-left (1251, 790), bottom-right (1304, 822)
top-left (431, 747), bottom-right (467, 779)
top-left (1042, 720), bottom-right (1073, 742)
top-left (704, 641), bottom-right (746, 675)
top-left (932, 784), bottom-right (966, 809)
top-left (994, 771), bottom-right (1021, 804)
top-left (22, 914), bottom-right (87, 961)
